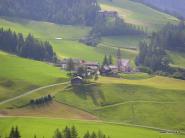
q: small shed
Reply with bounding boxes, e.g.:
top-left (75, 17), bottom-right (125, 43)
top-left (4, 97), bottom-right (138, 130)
top-left (71, 76), bottom-right (83, 85)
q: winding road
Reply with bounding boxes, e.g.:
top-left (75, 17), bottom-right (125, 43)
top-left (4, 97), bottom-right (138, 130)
top-left (0, 81), bottom-right (69, 105)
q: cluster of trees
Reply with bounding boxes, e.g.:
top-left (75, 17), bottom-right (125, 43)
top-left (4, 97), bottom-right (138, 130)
top-left (6, 126), bottom-right (110, 138)
top-left (92, 15), bottom-right (145, 37)
top-left (79, 35), bottom-right (101, 47)
top-left (0, 0), bottom-right (100, 26)
top-left (136, 41), bottom-right (168, 72)
top-left (66, 58), bottom-right (75, 72)
top-left (136, 22), bottom-right (185, 79)
top-left (102, 55), bottom-right (113, 66)
top-left (8, 126), bottom-right (21, 138)
top-left (155, 22), bottom-right (185, 52)
top-left (0, 28), bottom-right (57, 62)
top-left (30, 95), bottom-right (53, 106)
top-left (53, 126), bottom-right (110, 138)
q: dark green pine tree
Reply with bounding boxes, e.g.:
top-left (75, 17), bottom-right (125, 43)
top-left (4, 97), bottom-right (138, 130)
top-left (117, 48), bottom-right (121, 59)
top-left (9, 127), bottom-right (15, 138)
top-left (67, 58), bottom-right (75, 71)
top-left (53, 129), bottom-right (63, 138)
top-left (8, 126), bottom-right (21, 138)
top-left (63, 126), bottom-right (71, 138)
top-left (90, 132), bottom-right (97, 138)
top-left (83, 131), bottom-right (90, 138)
top-left (103, 55), bottom-right (108, 65)
top-left (71, 126), bottom-right (78, 138)
top-left (14, 126), bottom-right (21, 138)
top-left (108, 54), bottom-right (113, 65)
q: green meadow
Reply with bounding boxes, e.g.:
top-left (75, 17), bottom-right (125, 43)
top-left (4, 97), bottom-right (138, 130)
top-left (0, 117), bottom-right (184, 138)
top-left (0, 51), bottom-right (68, 102)
top-left (167, 51), bottom-right (185, 68)
top-left (98, 35), bottom-right (145, 49)
top-left (99, 0), bottom-right (178, 32)
top-left (1, 74), bottom-right (185, 131)
top-left (54, 77), bottom-right (185, 131)
top-left (0, 0), bottom-right (185, 136)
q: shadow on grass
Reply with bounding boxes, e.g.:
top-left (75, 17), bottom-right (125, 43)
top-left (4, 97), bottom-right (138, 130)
top-left (71, 84), bottom-right (105, 106)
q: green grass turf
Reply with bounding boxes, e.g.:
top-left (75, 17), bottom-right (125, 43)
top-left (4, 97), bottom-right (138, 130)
top-left (0, 117), bottom-right (184, 138)
top-left (99, 0), bottom-right (178, 32)
top-left (119, 73), bottom-right (152, 80)
top-left (98, 35), bottom-right (145, 49)
top-left (1, 75), bottom-right (185, 131)
top-left (0, 16), bottom-right (139, 66)
top-left (0, 17), bottom-right (105, 62)
top-left (54, 76), bottom-right (185, 131)
top-left (167, 51), bottom-right (185, 69)
top-left (0, 83), bottom-right (69, 109)
top-left (0, 51), bottom-right (68, 102)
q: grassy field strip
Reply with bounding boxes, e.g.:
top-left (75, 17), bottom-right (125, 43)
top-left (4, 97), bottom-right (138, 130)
top-left (0, 116), bottom-right (182, 134)
top-left (94, 100), bottom-right (178, 110)
top-left (96, 76), bottom-right (185, 90)
top-left (0, 82), bottom-right (69, 105)
top-left (0, 101), bottom-right (98, 120)
top-left (98, 43), bottom-right (138, 54)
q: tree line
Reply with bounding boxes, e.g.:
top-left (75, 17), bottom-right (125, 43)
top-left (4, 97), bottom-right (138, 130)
top-left (82, 14), bottom-right (145, 47)
top-left (0, 28), bottom-right (57, 62)
top-left (136, 21), bottom-right (185, 79)
top-left (6, 126), bottom-right (110, 138)
top-left (30, 94), bottom-right (53, 106)
top-left (0, 0), bottom-right (100, 26)
top-left (92, 15), bottom-right (145, 37)
top-left (102, 55), bottom-right (113, 66)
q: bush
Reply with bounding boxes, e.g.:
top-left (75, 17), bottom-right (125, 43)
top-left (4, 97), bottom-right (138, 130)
top-left (137, 66), bottom-right (152, 74)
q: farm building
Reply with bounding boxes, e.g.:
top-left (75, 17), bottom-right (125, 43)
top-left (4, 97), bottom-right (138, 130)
top-left (71, 76), bottom-right (83, 85)
top-left (98, 10), bottom-right (118, 17)
top-left (117, 59), bottom-right (131, 72)
top-left (82, 61), bottom-right (99, 70)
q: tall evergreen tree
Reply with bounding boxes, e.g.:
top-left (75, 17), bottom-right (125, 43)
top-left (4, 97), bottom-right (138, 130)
top-left (53, 129), bottom-right (63, 138)
top-left (102, 55), bottom-right (109, 65)
top-left (83, 131), bottom-right (90, 138)
top-left (67, 58), bottom-right (75, 71)
top-left (108, 54), bottom-right (113, 65)
top-left (71, 126), bottom-right (78, 138)
top-left (63, 126), bottom-right (71, 138)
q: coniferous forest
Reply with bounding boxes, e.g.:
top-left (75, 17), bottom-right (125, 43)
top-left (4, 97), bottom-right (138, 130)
top-left (0, 28), bottom-right (57, 62)
top-left (136, 21), bottom-right (185, 79)
top-left (0, 0), bottom-right (100, 26)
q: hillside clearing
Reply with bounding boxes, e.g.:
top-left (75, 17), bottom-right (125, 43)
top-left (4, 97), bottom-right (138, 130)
top-left (99, 0), bottom-right (178, 32)
top-left (0, 51), bottom-right (68, 102)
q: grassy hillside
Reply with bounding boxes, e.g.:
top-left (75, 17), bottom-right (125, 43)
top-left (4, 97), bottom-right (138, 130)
top-left (0, 17), bottom-right (137, 63)
top-left (98, 35), bottom-right (145, 49)
top-left (0, 51), bottom-right (68, 102)
top-left (1, 75), bottom-right (185, 130)
top-left (0, 117), bottom-right (184, 138)
top-left (167, 51), bottom-right (185, 69)
top-left (132, 0), bottom-right (185, 19)
top-left (0, 101), bottom-right (97, 120)
top-left (54, 78), bottom-right (185, 130)
top-left (99, 0), bottom-right (178, 32)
